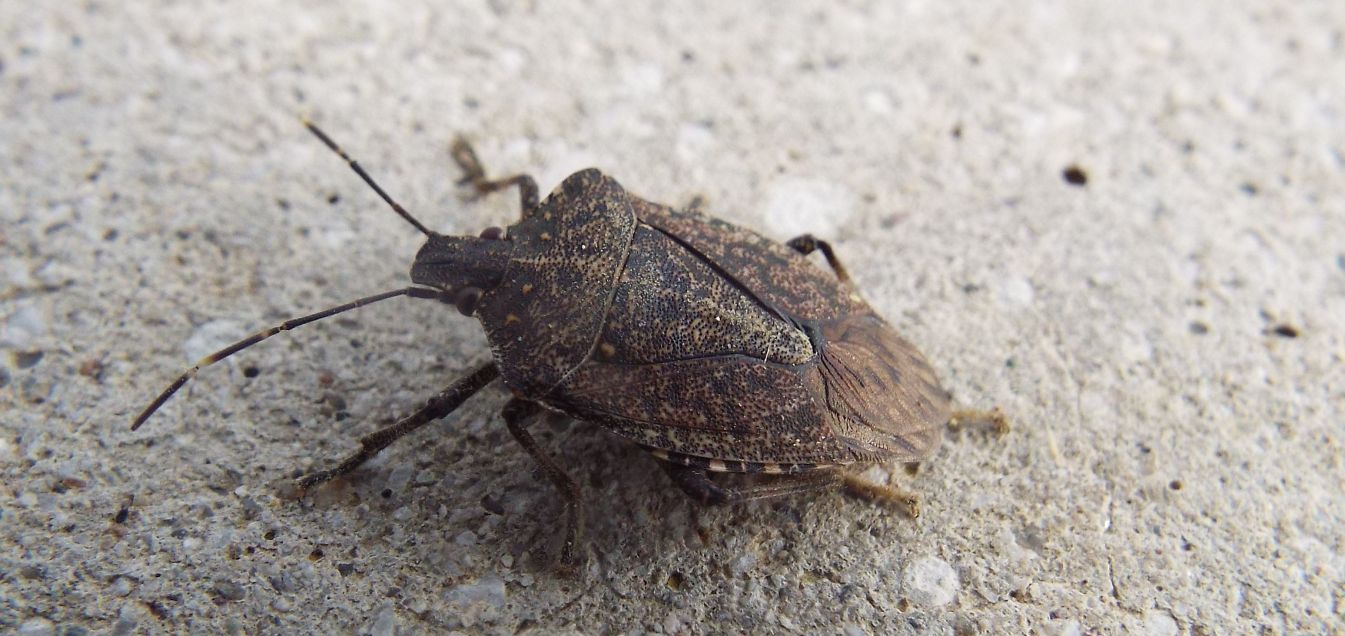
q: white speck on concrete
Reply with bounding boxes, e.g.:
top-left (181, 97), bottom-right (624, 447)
top-left (368, 603), bottom-right (397, 636)
top-left (622, 63), bottom-right (664, 95)
top-left (662, 610), bottom-right (686, 635)
top-left (1143, 610), bottom-right (1178, 636)
top-left (2, 303), bottom-right (47, 348)
top-left (996, 276), bottom-right (1036, 307)
top-left (902, 556), bottom-right (959, 607)
top-left (762, 177), bottom-right (857, 239)
top-left (863, 89), bottom-right (894, 114)
top-left (444, 575), bottom-right (507, 627)
top-left (675, 122), bottom-right (716, 164)
top-left (183, 319), bottom-right (245, 362)
top-left (730, 551), bottom-right (758, 577)
top-left (16, 617), bottom-right (54, 636)
top-left (1045, 619), bottom-right (1082, 636)
top-left (314, 219), bottom-right (355, 250)
top-left (387, 464), bottom-right (414, 492)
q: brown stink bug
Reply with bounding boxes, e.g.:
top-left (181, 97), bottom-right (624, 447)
top-left (133, 121), bottom-right (1003, 566)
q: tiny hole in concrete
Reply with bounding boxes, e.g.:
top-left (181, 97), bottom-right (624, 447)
top-left (1062, 165), bottom-right (1088, 186)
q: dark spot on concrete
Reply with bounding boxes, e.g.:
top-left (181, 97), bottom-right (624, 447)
top-left (1062, 165), bottom-right (1088, 186)
top-left (666, 571), bottom-right (686, 590)
top-left (15, 350), bottom-right (43, 369)
top-left (1188, 321), bottom-right (1209, 335)
top-left (269, 572), bottom-right (296, 593)
top-left (242, 365), bottom-right (260, 378)
top-left (480, 494), bottom-right (505, 515)
top-left (336, 563), bottom-right (355, 577)
top-left (1169, 480), bottom-right (1183, 491)
top-left (380, 488), bottom-right (392, 499)
top-left (113, 506), bottom-right (130, 524)
top-left (309, 548), bottom-right (324, 561)
top-left (212, 580), bottom-right (246, 602)
top-left (1270, 324), bottom-right (1299, 338)
top-left (1240, 182), bottom-right (1259, 196)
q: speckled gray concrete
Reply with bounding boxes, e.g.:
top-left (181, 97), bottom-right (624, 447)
top-left (2, 2), bottom-right (1343, 634)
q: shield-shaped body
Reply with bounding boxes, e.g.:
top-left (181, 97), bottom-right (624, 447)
top-left (475, 169), bottom-right (951, 472)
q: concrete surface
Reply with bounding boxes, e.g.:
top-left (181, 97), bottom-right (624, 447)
top-left (2, 1), bottom-right (1343, 634)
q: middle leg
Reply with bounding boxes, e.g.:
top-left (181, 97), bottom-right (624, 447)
top-left (450, 137), bottom-right (540, 213)
top-left (501, 398), bottom-right (585, 568)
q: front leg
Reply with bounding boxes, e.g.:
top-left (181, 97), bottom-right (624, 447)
top-left (501, 399), bottom-right (585, 568)
top-left (294, 363), bottom-right (499, 495)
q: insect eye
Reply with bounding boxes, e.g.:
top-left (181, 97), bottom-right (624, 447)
top-left (454, 286), bottom-right (484, 316)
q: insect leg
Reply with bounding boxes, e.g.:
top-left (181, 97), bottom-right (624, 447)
top-left (660, 463), bottom-right (841, 505)
top-left (785, 234), bottom-right (852, 284)
top-left (837, 473), bottom-right (922, 519)
top-left (501, 398), bottom-right (584, 568)
top-left (294, 363), bottom-right (500, 494)
top-left (948, 407), bottom-right (1011, 437)
top-left (450, 137), bottom-right (540, 214)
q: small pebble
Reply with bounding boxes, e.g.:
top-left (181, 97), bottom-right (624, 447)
top-left (730, 552), bottom-right (758, 577)
top-left (1143, 611), bottom-right (1178, 636)
top-left (212, 580), bottom-right (246, 602)
top-left (902, 557), bottom-right (958, 607)
top-left (414, 469), bottom-right (439, 485)
top-left (763, 178), bottom-right (856, 239)
top-left (387, 464), bottom-right (414, 492)
top-left (17, 617), bottom-right (55, 636)
top-left (2, 304), bottom-right (48, 348)
top-left (183, 320), bottom-right (245, 361)
top-left (368, 604), bottom-right (397, 636)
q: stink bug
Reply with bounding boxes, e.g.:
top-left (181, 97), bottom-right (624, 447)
top-left (133, 121), bottom-right (1001, 566)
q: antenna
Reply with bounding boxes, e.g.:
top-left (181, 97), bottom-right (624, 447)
top-left (131, 287), bottom-right (442, 430)
top-left (302, 118), bottom-right (435, 237)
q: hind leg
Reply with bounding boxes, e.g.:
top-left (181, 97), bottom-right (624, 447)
top-left (786, 234), bottom-right (852, 284)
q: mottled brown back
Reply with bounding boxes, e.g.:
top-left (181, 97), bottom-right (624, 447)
top-left (536, 191), bottom-right (950, 467)
top-left (633, 200), bottom-right (868, 322)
